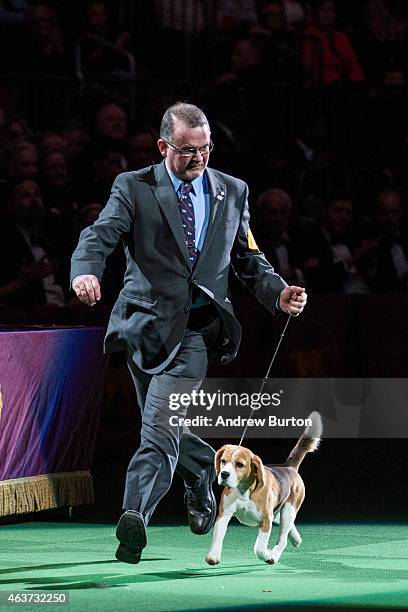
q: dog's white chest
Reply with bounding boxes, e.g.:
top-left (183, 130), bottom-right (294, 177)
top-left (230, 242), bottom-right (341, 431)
top-left (233, 495), bottom-right (262, 527)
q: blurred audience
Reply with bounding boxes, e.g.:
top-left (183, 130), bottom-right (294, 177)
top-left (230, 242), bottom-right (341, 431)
top-left (0, 179), bottom-right (65, 307)
top-left (302, 0), bottom-right (365, 86)
top-left (0, 0), bottom-right (407, 316)
top-left (126, 127), bottom-right (160, 170)
top-left (4, 142), bottom-right (39, 182)
top-left (253, 188), bottom-right (305, 284)
top-left (94, 101), bottom-right (127, 148)
top-left (299, 193), bottom-right (370, 294)
top-left (15, 3), bottom-right (70, 74)
top-left (357, 189), bottom-right (408, 292)
top-left (79, 1), bottom-right (135, 78)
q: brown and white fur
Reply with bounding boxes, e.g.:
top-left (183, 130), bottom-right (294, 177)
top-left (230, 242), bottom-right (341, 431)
top-left (206, 411), bottom-right (322, 565)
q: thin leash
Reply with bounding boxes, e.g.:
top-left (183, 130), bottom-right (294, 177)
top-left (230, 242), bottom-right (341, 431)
top-left (238, 315), bottom-right (292, 447)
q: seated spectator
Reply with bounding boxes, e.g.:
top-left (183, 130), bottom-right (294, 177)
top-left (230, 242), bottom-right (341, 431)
top-left (252, 0), bottom-right (303, 82)
top-left (14, 3), bottom-right (70, 74)
top-left (72, 102), bottom-right (127, 196)
top-left (224, 35), bottom-right (263, 80)
top-left (352, 0), bottom-right (407, 85)
top-left (0, 179), bottom-right (65, 307)
top-left (302, 0), bottom-right (365, 86)
top-left (4, 142), bottom-right (39, 183)
top-left (60, 120), bottom-right (91, 168)
top-left (38, 130), bottom-right (66, 156)
top-left (357, 189), bottom-right (408, 292)
top-left (94, 101), bottom-right (128, 148)
top-left (253, 188), bottom-right (305, 284)
top-left (79, 1), bottom-right (136, 78)
top-left (283, 0), bottom-right (309, 31)
top-left (78, 144), bottom-right (124, 205)
top-left (299, 193), bottom-right (370, 293)
top-left (39, 149), bottom-right (74, 217)
top-left (126, 127), bottom-right (160, 170)
top-left (0, 115), bottom-right (34, 148)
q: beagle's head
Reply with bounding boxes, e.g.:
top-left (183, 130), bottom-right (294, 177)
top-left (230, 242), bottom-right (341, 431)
top-left (214, 444), bottom-right (265, 491)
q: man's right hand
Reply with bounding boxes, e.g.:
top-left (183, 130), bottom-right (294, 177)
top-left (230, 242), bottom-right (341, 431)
top-left (72, 275), bottom-right (101, 306)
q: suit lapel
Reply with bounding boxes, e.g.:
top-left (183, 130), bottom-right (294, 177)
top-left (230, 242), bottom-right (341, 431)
top-left (151, 161), bottom-right (192, 269)
top-left (195, 168), bottom-right (226, 269)
top-left (149, 163), bottom-right (226, 272)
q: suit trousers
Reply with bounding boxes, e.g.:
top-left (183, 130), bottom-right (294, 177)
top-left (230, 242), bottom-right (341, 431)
top-left (123, 304), bottom-right (220, 524)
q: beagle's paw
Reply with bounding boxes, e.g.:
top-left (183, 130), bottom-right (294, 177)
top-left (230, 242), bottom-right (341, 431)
top-left (289, 531), bottom-right (302, 548)
top-left (265, 547), bottom-right (282, 565)
top-left (206, 554), bottom-right (220, 565)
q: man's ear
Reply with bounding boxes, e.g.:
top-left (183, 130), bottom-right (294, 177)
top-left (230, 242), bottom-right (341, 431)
top-left (214, 445), bottom-right (229, 475)
top-left (157, 138), bottom-right (167, 158)
top-left (251, 454), bottom-right (265, 492)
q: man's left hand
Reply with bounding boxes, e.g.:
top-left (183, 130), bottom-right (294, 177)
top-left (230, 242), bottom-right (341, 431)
top-left (279, 286), bottom-right (307, 317)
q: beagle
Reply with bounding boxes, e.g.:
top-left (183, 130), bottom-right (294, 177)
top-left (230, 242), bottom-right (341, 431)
top-left (206, 411), bottom-right (322, 565)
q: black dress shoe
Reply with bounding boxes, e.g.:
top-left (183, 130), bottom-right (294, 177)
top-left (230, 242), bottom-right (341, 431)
top-left (115, 510), bottom-right (147, 564)
top-left (184, 464), bottom-right (216, 535)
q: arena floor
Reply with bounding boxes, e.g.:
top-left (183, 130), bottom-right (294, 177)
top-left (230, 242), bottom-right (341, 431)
top-left (0, 522), bottom-right (407, 611)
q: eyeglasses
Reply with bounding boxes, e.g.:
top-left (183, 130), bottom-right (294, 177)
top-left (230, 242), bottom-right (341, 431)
top-left (164, 140), bottom-right (214, 157)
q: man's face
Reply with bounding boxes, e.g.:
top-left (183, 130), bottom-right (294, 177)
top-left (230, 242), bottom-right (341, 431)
top-left (377, 193), bottom-right (403, 233)
top-left (86, 2), bottom-right (108, 32)
top-left (323, 199), bottom-right (353, 236)
top-left (42, 151), bottom-right (67, 188)
top-left (96, 104), bottom-right (127, 142)
top-left (263, 2), bottom-right (285, 31)
top-left (317, 1), bottom-right (336, 28)
top-left (10, 180), bottom-right (43, 227)
top-left (259, 194), bottom-right (291, 237)
top-left (158, 120), bottom-right (211, 182)
top-left (9, 145), bottom-right (39, 180)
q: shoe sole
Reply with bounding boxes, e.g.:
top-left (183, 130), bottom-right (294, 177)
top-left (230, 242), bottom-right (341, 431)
top-left (115, 543), bottom-right (142, 564)
top-left (191, 465), bottom-right (217, 535)
top-left (115, 510), bottom-right (147, 561)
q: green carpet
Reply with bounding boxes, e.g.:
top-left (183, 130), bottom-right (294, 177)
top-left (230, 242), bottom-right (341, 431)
top-left (0, 522), bottom-right (407, 611)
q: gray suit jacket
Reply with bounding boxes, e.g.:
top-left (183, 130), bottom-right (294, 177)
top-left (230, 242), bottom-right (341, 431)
top-left (70, 161), bottom-right (287, 373)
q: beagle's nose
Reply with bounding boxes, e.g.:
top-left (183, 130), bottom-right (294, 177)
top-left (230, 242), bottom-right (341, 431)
top-left (220, 471), bottom-right (230, 480)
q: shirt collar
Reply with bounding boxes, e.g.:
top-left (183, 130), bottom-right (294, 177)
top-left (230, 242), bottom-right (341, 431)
top-left (165, 159), bottom-right (205, 196)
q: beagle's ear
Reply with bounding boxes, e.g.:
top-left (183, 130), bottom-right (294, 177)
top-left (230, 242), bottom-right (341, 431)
top-left (251, 454), bottom-right (265, 492)
top-left (214, 445), bottom-right (228, 475)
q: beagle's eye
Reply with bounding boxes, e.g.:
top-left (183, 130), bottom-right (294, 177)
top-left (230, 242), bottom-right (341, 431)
top-left (220, 459), bottom-right (226, 464)
top-left (235, 462), bottom-right (244, 469)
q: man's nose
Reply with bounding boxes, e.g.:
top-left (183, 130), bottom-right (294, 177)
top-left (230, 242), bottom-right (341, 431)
top-left (192, 149), bottom-right (204, 161)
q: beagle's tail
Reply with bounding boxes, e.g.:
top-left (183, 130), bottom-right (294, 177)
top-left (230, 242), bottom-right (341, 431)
top-left (284, 412), bottom-right (323, 470)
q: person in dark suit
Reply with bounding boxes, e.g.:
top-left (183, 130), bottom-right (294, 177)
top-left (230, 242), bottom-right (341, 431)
top-left (70, 102), bottom-right (307, 563)
top-left (252, 188), bottom-right (305, 285)
top-left (0, 179), bottom-right (65, 307)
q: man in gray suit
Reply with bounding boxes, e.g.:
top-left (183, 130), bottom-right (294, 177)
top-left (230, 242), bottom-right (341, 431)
top-left (71, 102), bottom-right (307, 563)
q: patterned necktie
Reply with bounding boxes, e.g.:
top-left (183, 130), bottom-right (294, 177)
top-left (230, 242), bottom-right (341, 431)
top-left (178, 182), bottom-right (197, 265)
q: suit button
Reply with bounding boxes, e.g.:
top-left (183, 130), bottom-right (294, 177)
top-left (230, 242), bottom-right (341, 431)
top-left (184, 305), bottom-right (189, 313)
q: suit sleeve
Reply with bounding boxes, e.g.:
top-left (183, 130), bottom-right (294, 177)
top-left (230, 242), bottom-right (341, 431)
top-left (230, 183), bottom-right (287, 315)
top-left (70, 173), bottom-right (134, 284)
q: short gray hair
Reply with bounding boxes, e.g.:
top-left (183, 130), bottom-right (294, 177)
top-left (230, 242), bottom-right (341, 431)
top-left (160, 102), bottom-right (209, 141)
